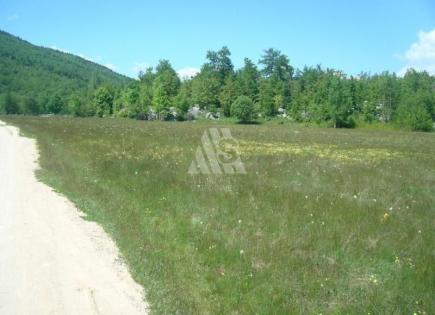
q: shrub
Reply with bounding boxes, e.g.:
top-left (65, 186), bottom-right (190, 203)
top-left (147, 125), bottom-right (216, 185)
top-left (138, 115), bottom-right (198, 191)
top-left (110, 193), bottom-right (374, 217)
top-left (396, 98), bottom-right (433, 132)
top-left (3, 92), bottom-right (20, 114)
top-left (136, 111), bottom-right (147, 120)
top-left (231, 95), bottom-right (254, 123)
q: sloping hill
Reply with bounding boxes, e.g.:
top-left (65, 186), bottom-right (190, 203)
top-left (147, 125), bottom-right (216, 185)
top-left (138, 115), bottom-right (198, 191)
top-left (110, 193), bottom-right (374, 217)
top-left (0, 30), bottom-right (132, 105)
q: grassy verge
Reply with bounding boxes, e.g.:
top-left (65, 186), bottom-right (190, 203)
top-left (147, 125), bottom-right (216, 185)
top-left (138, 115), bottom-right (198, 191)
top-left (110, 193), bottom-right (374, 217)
top-left (2, 116), bottom-right (434, 314)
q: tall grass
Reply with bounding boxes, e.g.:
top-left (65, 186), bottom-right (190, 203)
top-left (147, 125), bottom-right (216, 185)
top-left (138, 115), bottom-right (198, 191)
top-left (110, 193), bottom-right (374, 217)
top-left (3, 116), bottom-right (434, 315)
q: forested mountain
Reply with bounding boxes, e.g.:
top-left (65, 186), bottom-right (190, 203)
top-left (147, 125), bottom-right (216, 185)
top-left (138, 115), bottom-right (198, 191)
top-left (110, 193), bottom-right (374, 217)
top-left (1, 30), bottom-right (434, 131)
top-left (0, 30), bottom-right (131, 114)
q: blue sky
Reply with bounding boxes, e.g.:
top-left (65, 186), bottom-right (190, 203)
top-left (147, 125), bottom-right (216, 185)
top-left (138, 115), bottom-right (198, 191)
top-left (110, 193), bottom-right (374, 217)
top-left (1, 0), bottom-right (434, 78)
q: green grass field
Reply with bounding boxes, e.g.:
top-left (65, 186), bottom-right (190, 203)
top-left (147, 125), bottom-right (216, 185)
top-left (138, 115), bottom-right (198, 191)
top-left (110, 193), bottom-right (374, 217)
top-left (3, 116), bottom-right (434, 315)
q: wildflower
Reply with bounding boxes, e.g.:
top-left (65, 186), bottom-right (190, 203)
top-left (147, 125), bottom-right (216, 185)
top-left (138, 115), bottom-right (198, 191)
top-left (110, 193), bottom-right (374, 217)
top-left (238, 219), bottom-right (242, 224)
top-left (240, 249), bottom-right (244, 255)
top-left (381, 212), bottom-right (390, 222)
top-left (321, 221), bottom-right (325, 226)
top-left (353, 195), bottom-right (357, 199)
top-left (134, 171), bottom-right (138, 175)
top-left (305, 195), bottom-right (308, 199)
top-left (369, 274), bottom-right (378, 285)
top-left (389, 207), bottom-right (393, 211)
top-left (395, 256), bottom-right (400, 264)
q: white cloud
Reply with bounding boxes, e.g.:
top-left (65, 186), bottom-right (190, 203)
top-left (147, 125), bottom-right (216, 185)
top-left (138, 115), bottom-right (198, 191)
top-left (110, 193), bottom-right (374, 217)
top-left (398, 29), bottom-right (435, 76)
top-left (51, 47), bottom-right (100, 63)
top-left (177, 67), bottom-right (199, 80)
top-left (7, 13), bottom-right (19, 21)
top-left (78, 53), bottom-right (95, 62)
top-left (131, 62), bottom-right (150, 76)
top-left (105, 63), bottom-right (118, 71)
top-left (50, 45), bottom-right (119, 73)
top-left (50, 46), bottom-right (70, 54)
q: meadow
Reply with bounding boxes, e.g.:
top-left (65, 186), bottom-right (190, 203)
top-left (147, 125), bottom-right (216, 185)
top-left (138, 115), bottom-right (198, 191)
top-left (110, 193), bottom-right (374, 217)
top-left (2, 116), bottom-right (434, 315)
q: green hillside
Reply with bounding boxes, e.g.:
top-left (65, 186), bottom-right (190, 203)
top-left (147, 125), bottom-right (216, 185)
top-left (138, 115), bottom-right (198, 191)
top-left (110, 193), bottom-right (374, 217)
top-left (0, 30), bottom-right (132, 111)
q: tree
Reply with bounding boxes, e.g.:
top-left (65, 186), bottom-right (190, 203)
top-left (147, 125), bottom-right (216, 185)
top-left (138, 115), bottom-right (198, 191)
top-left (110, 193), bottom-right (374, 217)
top-left (327, 75), bottom-right (355, 128)
top-left (174, 80), bottom-right (193, 114)
top-left (67, 94), bottom-right (84, 117)
top-left (374, 72), bottom-right (399, 122)
top-left (205, 46), bottom-right (234, 81)
top-left (396, 96), bottom-right (433, 131)
top-left (290, 66), bottom-right (323, 121)
top-left (231, 95), bottom-right (255, 123)
top-left (258, 78), bottom-right (278, 116)
top-left (152, 60), bottom-right (180, 116)
top-left (259, 48), bottom-right (293, 81)
top-left (2, 92), bottom-right (20, 114)
top-left (401, 69), bottom-right (435, 120)
top-left (138, 67), bottom-right (155, 110)
top-left (47, 94), bottom-right (64, 114)
top-left (23, 96), bottom-right (40, 115)
top-left (154, 60), bottom-right (180, 97)
top-left (191, 67), bottom-right (221, 110)
top-left (238, 58), bottom-right (259, 101)
top-left (0, 31), bottom-right (131, 116)
top-left (93, 86), bottom-right (114, 117)
top-left (361, 100), bottom-right (377, 122)
top-left (152, 84), bottom-right (171, 118)
top-left (258, 49), bottom-right (293, 113)
top-left (219, 76), bottom-right (242, 117)
top-left (116, 83), bottom-right (143, 118)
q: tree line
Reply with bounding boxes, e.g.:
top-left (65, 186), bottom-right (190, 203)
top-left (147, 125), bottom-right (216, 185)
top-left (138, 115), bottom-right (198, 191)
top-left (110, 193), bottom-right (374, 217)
top-left (1, 46), bottom-right (434, 131)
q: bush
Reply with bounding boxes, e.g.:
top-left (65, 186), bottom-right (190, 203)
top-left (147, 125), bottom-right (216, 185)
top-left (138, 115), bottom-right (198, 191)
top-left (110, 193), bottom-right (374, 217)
top-left (396, 98), bottom-right (433, 132)
top-left (2, 92), bottom-right (20, 114)
top-left (231, 95), bottom-right (254, 123)
top-left (176, 113), bottom-right (186, 121)
top-left (67, 95), bottom-right (84, 117)
top-left (136, 111), bottom-right (147, 120)
top-left (334, 115), bottom-right (356, 128)
top-left (47, 94), bottom-right (64, 114)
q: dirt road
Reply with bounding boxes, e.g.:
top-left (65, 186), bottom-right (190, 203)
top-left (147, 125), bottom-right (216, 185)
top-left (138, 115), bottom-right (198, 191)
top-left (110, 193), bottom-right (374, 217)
top-left (0, 121), bottom-right (148, 315)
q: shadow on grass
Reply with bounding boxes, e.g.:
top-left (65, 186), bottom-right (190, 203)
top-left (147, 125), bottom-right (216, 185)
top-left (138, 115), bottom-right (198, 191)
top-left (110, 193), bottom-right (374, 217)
top-left (236, 120), bottom-right (262, 125)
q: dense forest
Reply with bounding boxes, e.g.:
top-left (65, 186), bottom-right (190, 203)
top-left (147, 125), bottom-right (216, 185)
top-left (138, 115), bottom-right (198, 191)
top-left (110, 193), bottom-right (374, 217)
top-left (0, 31), bottom-right (131, 115)
top-left (1, 31), bottom-right (434, 131)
